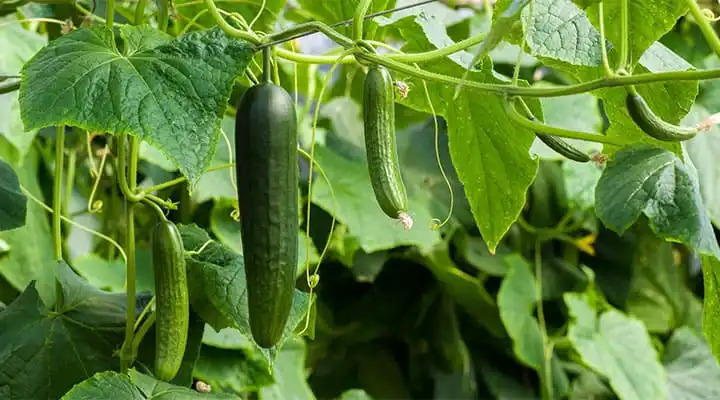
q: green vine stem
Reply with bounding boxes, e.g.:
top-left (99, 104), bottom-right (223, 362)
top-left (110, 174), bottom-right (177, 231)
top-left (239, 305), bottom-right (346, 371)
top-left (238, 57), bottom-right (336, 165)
top-left (119, 133), bottom-right (141, 371)
top-left (618, 0), bottom-right (628, 70)
top-left (116, 134), bottom-right (145, 203)
top-left (53, 126), bottom-right (65, 311)
top-left (353, 0), bottom-right (372, 41)
top-left (134, 0), bottom-right (149, 24)
top-left (53, 126), bottom-right (64, 262)
top-left (534, 241), bottom-right (553, 400)
top-left (131, 311), bottom-right (156, 357)
top-left (202, 0), bottom-right (720, 100)
top-left (157, 0), bottom-right (169, 32)
top-left (106, 0), bottom-right (114, 28)
top-left (142, 163), bottom-right (234, 194)
top-left (686, 0), bottom-right (720, 58)
top-left (505, 97), bottom-right (627, 146)
top-left (598, 1), bottom-right (613, 78)
top-left (63, 148), bottom-right (76, 220)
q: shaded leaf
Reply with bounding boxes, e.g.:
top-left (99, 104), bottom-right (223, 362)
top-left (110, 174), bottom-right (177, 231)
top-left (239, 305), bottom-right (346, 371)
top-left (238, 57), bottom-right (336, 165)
top-left (0, 262), bottom-right (137, 399)
top-left (0, 159), bottom-right (26, 231)
top-left (0, 148), bottom-right (54, 304)
top-left (178, 224), bottom-right (309, 357)
top-left (663, 327), bottom-right (720, 400)
top-left (258, 339), bottom-right (315, 400)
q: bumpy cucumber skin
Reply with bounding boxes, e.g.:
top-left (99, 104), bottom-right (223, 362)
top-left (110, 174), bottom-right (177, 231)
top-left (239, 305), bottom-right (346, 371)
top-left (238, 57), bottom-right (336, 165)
top-left (363, 66), bottom-right (409, 220)
top-left (536, 134), bottom-right (590, 163)
top-left (152, 221), bottom-right (189, 382)
top-left (235, 81), bottom-right (298, 348)
top-left (625, 93), bottom-right (698, 141)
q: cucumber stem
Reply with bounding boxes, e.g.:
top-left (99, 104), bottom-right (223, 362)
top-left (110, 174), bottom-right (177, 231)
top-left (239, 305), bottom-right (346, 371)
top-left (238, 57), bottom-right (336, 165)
top-left (262, 46), bottom-right (271, 83)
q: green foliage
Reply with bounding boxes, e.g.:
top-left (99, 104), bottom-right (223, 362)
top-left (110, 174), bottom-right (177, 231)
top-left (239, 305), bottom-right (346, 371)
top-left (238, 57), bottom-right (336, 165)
top-left (19, 26), bottom-right (254, 184)
top-left (2, 0), bottom-right (720, 398)
top-left (565, 287), bottom-right (666, 400)
top-left (0, 262), bottom-right (143, 398)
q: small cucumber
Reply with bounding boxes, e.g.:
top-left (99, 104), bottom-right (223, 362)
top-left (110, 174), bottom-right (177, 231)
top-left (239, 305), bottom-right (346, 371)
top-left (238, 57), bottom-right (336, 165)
top-left (625, 93), bottom-right (698, 141)
top-left (152, 220), bottom-right (189, 382)
top-left (363, 66), bottom-right (412, 230)
top-left (536, 134), bottom-right (590, 163)
top-left (235, 57), bottom-right (298, 348)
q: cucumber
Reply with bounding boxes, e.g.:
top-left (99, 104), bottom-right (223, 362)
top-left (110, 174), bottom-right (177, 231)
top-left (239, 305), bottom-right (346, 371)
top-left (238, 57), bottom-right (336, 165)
top-left (235, 52), bottom-right (298, 348)
top-left (363, 66), bottom-right (412, 230)
top-left (625, 92), bottom-right (698, 141)
top-left (152, 220), bottom-right (189, 381)
top-left (536, 134), bottom-right (590, 163)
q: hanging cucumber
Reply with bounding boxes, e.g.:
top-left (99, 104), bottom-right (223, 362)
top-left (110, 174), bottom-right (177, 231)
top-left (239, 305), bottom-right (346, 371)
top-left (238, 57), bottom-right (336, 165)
top-left (535, 134), bottom-right (591, 163)
top-left (363, 65), bottom-right (413, 230)
top-left (505, 97), bottom-right (591, 162)
top-left (625, 88), bottom-right (698, 142)
top-left (235, 47), bottom-right (298, 348)
top-left (152, 220), bottom-right (189, 381)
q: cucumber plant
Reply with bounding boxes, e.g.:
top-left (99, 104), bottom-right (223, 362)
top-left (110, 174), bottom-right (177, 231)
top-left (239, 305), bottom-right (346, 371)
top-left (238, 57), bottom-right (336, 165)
top-left (5, 0), bottom-right (720, 399)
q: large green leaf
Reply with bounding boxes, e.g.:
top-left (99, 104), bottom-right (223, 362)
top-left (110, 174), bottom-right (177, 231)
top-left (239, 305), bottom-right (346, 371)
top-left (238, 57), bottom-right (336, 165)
top-left (0, 15), bottom-right (45, 157)
top-left (0, 262), bottom-right (139, 399)
top-left (0, 159), bottom-right (26, 231)
top-left (595, 145), bottom-right (720, 257)
top-left (564, 291), bottom-right (666, 400)
top-left (497, 255), bottom-right (569, 398)
top-left (384, 13), bottom-right (539, 251)
top-left (61, 369), bottom-right (236, 399)
top-left (0, 148), bottom-right (54, 304)
top-left (663, 327), bottom-right (720, 400)
top-left (178, 224), bottom-right (309, 356)
top-left (19, 26), bottom-right (254, 184)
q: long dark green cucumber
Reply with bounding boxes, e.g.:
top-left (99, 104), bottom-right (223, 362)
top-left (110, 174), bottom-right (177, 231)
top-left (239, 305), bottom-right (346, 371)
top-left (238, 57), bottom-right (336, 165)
top-left (235, 49), bottom-right (298, 348)
top-left (152, 220), bottom-right (189, 381)
top-left (625, 92), bottom-right (698, 141)
top-left (363, 66), bottom-right (412, 230)
top-left (536, 134), bottom-right (590, 163)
